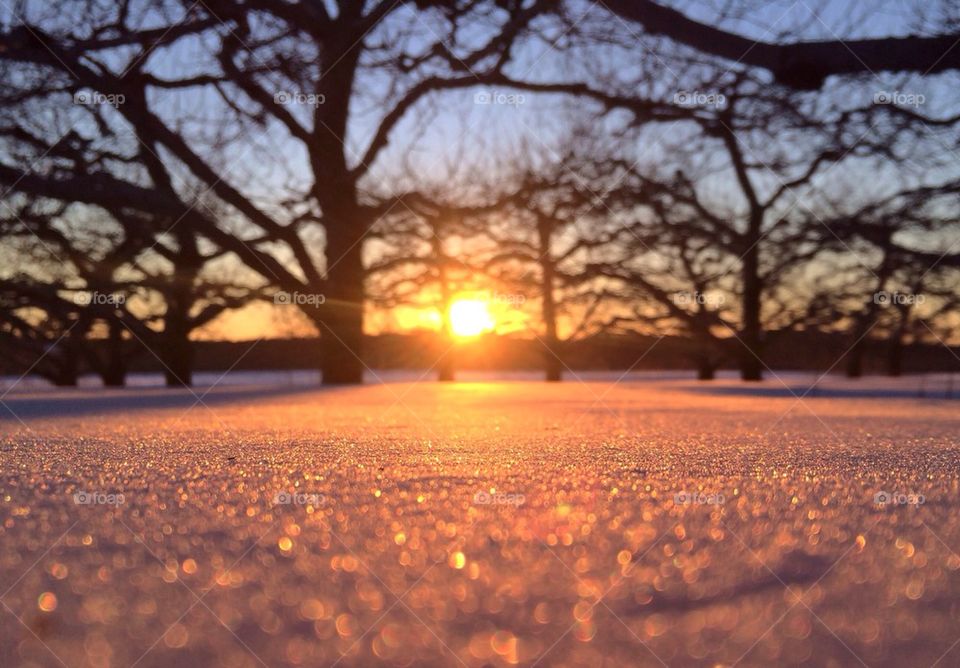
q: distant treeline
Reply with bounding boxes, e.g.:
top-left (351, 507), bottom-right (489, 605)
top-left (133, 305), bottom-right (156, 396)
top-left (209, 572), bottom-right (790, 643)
top-left (4, 332), bottom-right (954, 378)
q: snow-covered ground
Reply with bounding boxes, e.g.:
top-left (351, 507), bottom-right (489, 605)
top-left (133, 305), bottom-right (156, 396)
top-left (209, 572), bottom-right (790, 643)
top-left (1, 379), bottom-right (959, 666)
top-left (4, 368), bottom-right (960, 398)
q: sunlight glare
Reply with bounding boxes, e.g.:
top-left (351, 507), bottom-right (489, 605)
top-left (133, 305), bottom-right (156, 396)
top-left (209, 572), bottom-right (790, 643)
top-left (449, 299), bottom-right (494, 337)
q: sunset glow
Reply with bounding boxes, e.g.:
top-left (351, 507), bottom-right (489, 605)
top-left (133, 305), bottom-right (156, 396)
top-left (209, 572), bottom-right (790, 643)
top-left (449, 299), bottom-right (495, 337)
top-left (3, 2), bottom-right (960, 665)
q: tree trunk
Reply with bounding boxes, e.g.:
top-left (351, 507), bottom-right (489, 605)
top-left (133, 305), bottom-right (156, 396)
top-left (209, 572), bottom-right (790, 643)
top-left (542, 296), bottom-right (562, 383)
top-left (886, 316), bottom-right (908, 377)
top-left (52, 365), bottom-right (78, 387)
top-left (696, 356), bottom-right (716, 381)
top-left (544, 348), bottom-right (562, 382)
top-left (162, 229), bottom-right (200, 388)
top-left (739, 243), bottom-right (763, 381)
top-left (886, 338), bottom-right (903, 377)
top-left (538, 218), bottom-right (562, 382)
top-left (721, 120), bottom-right (765, 381)
top-left (724, 121), bottom-right (764, 383)
top-left (53, 327), bottom-right (81, 387)
top-left (319, 233), bottom-right (365, 385)
top-left (162, 310), bottom-right (193, 387)
top-left (886, 302), bottom-right (912, 377)
top-left (102, 318), bottom-right (126, 387)
top-left (845, 337), bottom-right (865, 378)
top-left (436, 242), bottom-right (455, 382)
top-left (437, 350), bottom-right (455, 382)
top-left (845, 273), bottom-right (889, 378)
top-left (314, 40), bottom-right (364, 386)
top-left (437, 307), bottom-right (455, 383)
top-left (845, 303), bottom-right (882, 379)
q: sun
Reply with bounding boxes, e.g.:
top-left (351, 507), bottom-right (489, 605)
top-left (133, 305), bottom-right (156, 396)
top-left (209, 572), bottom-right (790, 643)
top-left (448, 299), bottom-right (494, 337)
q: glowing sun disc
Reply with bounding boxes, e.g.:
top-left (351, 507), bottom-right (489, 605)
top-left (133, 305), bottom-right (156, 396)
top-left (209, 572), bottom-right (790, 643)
top-left (449, 299), bottom-right (494, 337)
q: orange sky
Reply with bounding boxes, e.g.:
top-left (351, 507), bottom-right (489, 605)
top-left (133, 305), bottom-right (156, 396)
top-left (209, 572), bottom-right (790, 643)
top-left (193, 294), bottom-right (537, 341)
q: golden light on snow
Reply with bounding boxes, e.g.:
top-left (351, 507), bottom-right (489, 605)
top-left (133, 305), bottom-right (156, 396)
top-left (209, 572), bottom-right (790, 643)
top-left (3, 380), bottom-right (956, 665)
top-left (37, 592), bottom-right (57, 612)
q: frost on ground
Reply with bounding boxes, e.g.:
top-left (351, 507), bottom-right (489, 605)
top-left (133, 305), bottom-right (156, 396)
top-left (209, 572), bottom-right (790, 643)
top-left (1, 378), bottom-right (959, 667)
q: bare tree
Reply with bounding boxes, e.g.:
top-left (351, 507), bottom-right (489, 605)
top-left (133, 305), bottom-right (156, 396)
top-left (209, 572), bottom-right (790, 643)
top-left (598, 0), bottom-right (960, 89)
top-left (2, 0), bottom-right (958, 388)
top-left (474, 143), bottom-right (625, 381)
top-left (367, 203), bottom-right (484, 382)
top-left (828, 181), bottom-right (960, 376)
top-left (0, 0), bottom-right (562, 384)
